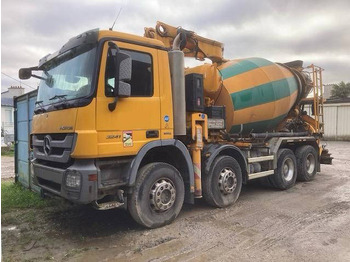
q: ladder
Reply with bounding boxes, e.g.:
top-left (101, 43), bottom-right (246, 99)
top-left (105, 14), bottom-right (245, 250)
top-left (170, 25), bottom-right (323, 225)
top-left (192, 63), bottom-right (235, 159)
top-left (308, 64), bottom-right (325, 134)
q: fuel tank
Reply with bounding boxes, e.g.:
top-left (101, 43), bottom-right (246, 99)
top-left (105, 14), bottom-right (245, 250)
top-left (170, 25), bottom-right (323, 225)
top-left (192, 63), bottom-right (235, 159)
top-left (186, 58), bottom-right (310, 134)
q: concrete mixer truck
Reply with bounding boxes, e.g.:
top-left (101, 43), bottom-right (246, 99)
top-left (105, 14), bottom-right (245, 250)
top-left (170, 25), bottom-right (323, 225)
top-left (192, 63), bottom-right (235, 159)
top-left (19, 21), bottom-right (332, 228)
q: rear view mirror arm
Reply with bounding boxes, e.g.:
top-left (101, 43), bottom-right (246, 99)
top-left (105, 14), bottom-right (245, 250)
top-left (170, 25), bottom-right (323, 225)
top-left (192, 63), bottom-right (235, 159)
top-left (19, 66), bottom-right (46, 81)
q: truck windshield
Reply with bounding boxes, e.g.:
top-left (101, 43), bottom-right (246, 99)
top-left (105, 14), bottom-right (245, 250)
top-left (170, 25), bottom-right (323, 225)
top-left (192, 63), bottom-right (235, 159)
top-left (37, 47), bottom-right (97, 107)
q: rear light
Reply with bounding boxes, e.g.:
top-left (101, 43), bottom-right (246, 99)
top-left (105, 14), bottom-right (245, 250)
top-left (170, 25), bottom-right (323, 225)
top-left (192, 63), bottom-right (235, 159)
top-left (88, 174), bottom-right (98, 181)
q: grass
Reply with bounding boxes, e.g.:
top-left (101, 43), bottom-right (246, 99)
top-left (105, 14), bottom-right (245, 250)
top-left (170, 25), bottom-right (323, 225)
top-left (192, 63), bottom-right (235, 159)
top-left (1, 181), bottom-right (53, 214)
top-left (1, 146), bottom-right (14, 157)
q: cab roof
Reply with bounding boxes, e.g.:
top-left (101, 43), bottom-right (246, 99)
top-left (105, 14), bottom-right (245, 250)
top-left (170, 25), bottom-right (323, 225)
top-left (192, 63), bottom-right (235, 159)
top-left (38, 28), bottom-right (167, 68)
top-left (98, 29), bottom-right (166, 49)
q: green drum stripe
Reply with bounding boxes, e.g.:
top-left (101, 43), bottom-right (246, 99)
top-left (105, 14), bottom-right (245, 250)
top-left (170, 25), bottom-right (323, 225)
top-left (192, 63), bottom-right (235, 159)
top-left (231, 77), bottom-right (298, 111)
top-left (220, 58), bottom-right (274, 80)
top-left (230, 114), bottom-right (288, 134)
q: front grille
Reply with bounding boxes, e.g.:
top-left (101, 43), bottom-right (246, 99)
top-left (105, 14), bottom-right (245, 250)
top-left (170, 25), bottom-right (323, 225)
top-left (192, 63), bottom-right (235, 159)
top-left (32, 133), bottom-right (76, 163)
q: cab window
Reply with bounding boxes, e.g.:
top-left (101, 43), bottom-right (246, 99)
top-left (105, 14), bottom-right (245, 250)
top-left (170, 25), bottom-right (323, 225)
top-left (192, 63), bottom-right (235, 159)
top-left (105, 49), bottom-right (153, 97)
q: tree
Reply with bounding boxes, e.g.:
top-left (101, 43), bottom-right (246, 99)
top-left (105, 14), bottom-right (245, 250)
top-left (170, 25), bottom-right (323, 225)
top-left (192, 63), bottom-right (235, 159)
top-left (330, 81), bottom-right (350, 99)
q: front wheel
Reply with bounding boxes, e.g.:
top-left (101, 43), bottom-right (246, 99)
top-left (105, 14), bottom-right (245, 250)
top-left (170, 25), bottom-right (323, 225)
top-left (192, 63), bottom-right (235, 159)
top-left (203, 156), bottom-right (242, 208)
top-left (128, 163), bottom-right (184, 228)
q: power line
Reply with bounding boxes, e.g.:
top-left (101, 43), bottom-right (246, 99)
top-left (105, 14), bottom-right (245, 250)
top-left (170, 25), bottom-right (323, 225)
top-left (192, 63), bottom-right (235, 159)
top-left (1, 72), bottom-right (37, 90)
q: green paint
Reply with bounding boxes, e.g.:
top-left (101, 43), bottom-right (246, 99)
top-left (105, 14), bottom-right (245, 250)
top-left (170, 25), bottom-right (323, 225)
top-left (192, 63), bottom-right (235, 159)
top-left (220, 58), bottom-right (273, 80)
top-left (230, 114), bottom-right (287, 134)
top-left (231, 77), bottom-right (298, 111)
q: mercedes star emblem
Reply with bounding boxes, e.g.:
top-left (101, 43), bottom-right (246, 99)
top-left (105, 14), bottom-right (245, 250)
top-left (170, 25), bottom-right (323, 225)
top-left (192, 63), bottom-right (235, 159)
top-left (43, 135), bottom-right (52, 156)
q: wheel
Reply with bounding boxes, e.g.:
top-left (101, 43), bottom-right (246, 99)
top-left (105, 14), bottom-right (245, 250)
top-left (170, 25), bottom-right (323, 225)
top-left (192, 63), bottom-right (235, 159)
top-left (269, 148), bottom-right (297, 190)
top-left (203, 156), bottom-right (242, 208)
top-left (295, 145), bottom-right (318, 181)
top-left (127, 163), bottom-right (184, 228)
top-left (258, 176), bottom-right (272, 187)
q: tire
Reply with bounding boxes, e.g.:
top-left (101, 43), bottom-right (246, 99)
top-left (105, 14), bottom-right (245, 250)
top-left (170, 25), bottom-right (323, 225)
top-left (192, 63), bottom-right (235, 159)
top-left (269, 148), bottom-right (297, 190)
top-left (295, 145), bottom-right (318, 181)
top-left (127, 162), bottom-right (184, 228)
top-left (258, 177), bottom-right (272, 187)
top-left (203, 156), bottom-right (242, 208)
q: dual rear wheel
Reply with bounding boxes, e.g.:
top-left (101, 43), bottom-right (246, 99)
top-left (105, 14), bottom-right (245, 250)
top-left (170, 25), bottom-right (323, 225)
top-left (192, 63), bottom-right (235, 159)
top-left (268, 146), bottom-right (318, 189)
top-left (296, 145), bottom-right (318, 181)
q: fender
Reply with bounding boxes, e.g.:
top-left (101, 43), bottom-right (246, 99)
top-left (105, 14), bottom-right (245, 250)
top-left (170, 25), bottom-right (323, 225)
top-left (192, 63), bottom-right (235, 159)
top-left (127, 139), bottom-right (195, 203)
top-left (202, 144), bottom-right (248, 183)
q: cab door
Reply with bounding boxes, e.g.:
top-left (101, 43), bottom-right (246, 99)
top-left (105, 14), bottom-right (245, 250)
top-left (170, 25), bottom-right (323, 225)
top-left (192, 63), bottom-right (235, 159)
top-left (96, 41), bottom-right (161, 157)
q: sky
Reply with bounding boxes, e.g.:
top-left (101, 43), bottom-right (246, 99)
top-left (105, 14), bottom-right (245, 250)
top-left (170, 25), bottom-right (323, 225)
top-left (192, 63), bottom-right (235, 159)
top-left (1, 0), bottom-right (350, 93)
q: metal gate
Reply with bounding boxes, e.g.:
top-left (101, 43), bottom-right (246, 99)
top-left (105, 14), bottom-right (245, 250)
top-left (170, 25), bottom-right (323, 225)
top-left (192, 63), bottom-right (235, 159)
top-left (14, 89), bottom-right (40, 192)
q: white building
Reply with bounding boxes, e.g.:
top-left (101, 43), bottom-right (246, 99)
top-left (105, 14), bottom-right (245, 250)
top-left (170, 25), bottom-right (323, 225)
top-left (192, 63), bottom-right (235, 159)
top-left (323, 84), bottom-right (334, 99)
top-left (1, 86), bottom-right (25, 137)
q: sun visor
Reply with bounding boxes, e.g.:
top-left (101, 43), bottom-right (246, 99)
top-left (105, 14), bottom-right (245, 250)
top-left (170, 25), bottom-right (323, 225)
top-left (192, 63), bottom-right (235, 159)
top-left (38, 28), bottom-right (99, 68)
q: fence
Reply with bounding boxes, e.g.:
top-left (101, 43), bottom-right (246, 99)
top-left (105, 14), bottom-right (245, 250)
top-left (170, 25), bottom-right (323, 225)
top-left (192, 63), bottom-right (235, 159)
top-left (14, 89), bottom-right (40, 192)
top-left (305, 102), bottom-right (350, 141)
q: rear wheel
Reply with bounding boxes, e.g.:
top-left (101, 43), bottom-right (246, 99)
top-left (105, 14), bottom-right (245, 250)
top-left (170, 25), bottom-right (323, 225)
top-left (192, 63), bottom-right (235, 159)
top-left (295, 145), bottom-right (318, 181)
top-left (269, 148), bottom-right (297, 190)
top-left (128, 163), bottom-right (184, 228)
top-left (203, 156), bottom-right (242, 208)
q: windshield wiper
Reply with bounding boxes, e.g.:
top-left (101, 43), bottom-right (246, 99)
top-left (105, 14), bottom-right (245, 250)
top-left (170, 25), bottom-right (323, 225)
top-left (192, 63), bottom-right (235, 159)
top-left (49, 94), bottom-right (70, 109)
top-left (34, 100), bottom-right (46, 113)
top-left (49, 94), bottom-right (67, 101)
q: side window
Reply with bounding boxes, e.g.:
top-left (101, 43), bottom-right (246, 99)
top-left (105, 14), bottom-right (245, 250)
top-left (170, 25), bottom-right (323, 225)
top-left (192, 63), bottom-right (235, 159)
top-left (105, 49), bottom-right (153, 97)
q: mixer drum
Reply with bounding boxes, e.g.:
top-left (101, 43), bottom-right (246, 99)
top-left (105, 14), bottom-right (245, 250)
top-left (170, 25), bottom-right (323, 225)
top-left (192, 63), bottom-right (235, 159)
top-left (214, 57), bottom-right (300, 134)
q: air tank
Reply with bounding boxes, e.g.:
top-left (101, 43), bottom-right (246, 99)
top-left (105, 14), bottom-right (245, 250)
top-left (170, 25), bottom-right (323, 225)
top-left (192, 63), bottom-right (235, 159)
top-left (186, 57), bottom-right (310, 134)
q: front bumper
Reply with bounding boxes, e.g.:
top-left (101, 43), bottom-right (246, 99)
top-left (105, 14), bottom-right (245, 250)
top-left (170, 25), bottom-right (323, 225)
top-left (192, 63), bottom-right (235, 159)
top-left (33, 159), bottom-right (98, 204)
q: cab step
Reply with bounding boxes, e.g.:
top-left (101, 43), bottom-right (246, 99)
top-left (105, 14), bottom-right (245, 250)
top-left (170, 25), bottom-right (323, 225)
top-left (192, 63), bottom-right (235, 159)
top-left (248, 170), bottom-right (274, 180)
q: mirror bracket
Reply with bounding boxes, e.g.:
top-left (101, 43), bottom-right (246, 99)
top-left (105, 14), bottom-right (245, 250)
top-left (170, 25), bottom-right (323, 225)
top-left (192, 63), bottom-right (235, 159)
top-left (108, 97), bottom-right (118, 111)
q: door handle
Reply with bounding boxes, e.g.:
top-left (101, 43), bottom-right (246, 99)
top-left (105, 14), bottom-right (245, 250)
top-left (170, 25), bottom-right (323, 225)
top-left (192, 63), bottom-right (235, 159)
top-left (146, 130), bottom-right (159, 138)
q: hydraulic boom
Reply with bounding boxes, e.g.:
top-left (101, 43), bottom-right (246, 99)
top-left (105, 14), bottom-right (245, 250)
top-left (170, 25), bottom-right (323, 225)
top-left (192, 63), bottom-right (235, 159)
top-left (145, 21), bottom-right (225, 63)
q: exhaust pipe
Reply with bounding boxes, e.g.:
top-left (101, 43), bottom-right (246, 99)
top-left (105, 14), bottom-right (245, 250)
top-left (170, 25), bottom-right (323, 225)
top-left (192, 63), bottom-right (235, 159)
top-left (168, 34), bottom-right (186, 136)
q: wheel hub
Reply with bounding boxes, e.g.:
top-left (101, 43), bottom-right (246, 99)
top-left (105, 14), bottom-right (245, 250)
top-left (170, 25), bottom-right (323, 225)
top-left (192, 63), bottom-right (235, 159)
top-left (282, 158), bottom-right (294, 181)
top-left (306, 153), bottom-right (316, 174)
top-left (218, 168), bottom-right (237, 195)
top-left (150, 178), bottom-right (176, 212)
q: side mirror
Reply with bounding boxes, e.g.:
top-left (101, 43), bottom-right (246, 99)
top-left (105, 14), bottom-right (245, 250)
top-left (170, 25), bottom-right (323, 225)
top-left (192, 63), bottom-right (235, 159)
top-left (115, 51), bottom-right (131, 97)
top-left (19, 68), bottom-right (32, 80)
top-left (108, 43), bottom-right (132, 111)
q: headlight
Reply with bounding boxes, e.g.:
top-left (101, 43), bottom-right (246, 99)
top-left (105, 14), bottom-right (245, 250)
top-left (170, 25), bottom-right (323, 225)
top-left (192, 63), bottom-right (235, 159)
top-left (65, 170), bottom-right (81, 188)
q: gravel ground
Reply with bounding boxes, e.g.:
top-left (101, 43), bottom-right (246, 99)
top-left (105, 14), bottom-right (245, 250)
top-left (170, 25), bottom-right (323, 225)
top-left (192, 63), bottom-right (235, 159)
top-left (1, 141), bottom-right (350, 261)
top-left (1, 156), bottom-right (15, 180)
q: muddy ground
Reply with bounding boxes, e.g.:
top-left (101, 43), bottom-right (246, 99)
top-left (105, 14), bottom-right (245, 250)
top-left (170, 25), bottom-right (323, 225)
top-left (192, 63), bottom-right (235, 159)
top-left (2, 141), bottom-right (350, 261)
